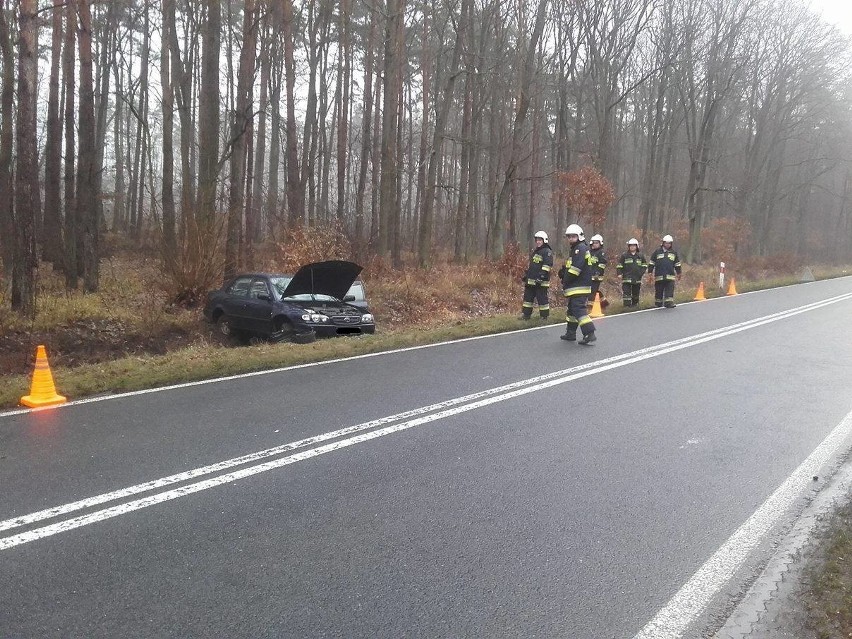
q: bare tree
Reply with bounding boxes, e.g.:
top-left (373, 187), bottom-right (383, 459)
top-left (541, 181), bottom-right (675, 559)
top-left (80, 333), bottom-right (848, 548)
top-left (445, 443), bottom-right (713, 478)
top-left (13, 0), bottom-right (41, 314)
top-left (42, 0), bottom-right (65, 266)
top-left (225, 0), bottom-right (258, 281)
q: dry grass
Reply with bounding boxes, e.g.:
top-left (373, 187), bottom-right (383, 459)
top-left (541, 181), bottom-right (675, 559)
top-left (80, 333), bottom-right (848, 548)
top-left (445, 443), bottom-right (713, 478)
top-left (803, 498), bottom-right (852, 638)
top-left (1, 245), bottom-right (851, 409)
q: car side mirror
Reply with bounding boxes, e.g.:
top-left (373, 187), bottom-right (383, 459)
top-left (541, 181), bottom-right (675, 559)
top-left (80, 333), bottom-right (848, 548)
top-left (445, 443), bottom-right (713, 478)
top-left (257, 294), bottom-right (271, 302)
top-left (343, 295), bottom-right (356, 302)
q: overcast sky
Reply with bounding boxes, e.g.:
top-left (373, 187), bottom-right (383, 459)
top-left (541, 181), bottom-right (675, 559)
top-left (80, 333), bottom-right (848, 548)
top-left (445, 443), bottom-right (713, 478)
top-left (809, 0), bottom-right (852, 34)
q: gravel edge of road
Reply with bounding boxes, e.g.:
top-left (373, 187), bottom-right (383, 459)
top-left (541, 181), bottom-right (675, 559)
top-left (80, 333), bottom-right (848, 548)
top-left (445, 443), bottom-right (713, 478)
top-left (714, 448), bottom-right (852, 638)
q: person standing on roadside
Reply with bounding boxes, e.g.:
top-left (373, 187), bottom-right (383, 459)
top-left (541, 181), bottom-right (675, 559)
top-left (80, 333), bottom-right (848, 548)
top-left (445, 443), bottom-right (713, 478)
top-left (616, 238), bottom-right (646, 307)
top-left (558, 224), bottom-right (596, 344)
top-left (520, 230), bottom-right (553, 320)
top-left (588, 234), bottom-right (609, 309)
top-left (647, 234), bottom-right (682, 308)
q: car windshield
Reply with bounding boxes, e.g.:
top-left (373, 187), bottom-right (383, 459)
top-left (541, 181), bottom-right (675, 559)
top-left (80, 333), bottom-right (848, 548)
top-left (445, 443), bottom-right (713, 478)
top-left (270, 276), bottom-right (340, 302)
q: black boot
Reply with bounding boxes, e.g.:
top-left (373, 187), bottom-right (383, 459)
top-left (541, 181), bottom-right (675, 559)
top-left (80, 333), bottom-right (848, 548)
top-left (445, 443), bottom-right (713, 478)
top-left (579, 331), bottom-right (597, 345)
top-left (560, 330), bottom-right (576, 341)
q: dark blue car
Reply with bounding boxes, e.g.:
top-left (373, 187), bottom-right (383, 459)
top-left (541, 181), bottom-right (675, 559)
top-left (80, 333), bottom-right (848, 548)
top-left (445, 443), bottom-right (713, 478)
top-left (203, 261), bottom-right (376, 344)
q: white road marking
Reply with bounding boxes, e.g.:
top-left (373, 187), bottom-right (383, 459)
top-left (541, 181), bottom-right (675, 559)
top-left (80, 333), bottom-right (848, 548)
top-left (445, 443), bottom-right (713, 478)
top-left (3, 295), bottom-right (841, 534)
top-left (634, 406), bottom-right (852, 639)
top-left (1, 276), bottom-right (839, 419)
top-left (2, 291), bottom-right (851, 550)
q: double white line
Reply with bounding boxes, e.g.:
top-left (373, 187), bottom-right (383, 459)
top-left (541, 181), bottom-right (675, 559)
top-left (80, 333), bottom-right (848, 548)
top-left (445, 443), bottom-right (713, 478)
top-left (2, 291), bottom-right (852, 553)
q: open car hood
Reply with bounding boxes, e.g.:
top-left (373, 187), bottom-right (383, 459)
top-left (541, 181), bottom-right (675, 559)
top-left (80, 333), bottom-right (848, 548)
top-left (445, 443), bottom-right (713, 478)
top-left (279, 260), bottom-right (363, 301)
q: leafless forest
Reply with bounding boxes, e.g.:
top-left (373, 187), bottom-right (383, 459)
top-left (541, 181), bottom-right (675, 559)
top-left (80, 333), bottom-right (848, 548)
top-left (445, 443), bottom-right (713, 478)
top-left (1, 0), bottom-right (851, 315)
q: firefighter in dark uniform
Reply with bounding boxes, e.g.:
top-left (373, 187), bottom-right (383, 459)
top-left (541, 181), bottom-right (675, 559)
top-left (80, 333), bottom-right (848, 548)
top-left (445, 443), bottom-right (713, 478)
top-left (647, 233), bottom-right (682, 308)
top-left (588, 234), bottom-right (608, 309)
top-left (617, 238), bottom-right (646, 307)
top-left (558, 224), bottom-right (596, 344)
top-left (520, 230), bottom-right (553, 320)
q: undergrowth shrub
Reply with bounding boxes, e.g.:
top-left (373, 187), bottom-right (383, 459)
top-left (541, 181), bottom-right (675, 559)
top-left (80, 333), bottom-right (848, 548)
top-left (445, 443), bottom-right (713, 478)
top-left (271, 224), bottom-right (352, 272)
top-left (158, 217), bottom-right (225, 307)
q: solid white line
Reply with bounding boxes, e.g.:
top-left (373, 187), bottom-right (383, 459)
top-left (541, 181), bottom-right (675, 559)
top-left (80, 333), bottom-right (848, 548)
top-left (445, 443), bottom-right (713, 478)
top-left (633, 406), bottom-right (852, 639)
top-left (4, 295), bottom-right (843, 534)
top-left (2, 276), bottom-right (847, 419)
top-left (2, 291), bottom-right (851, 550)
top-left (0, 320), bottom-right (764, 534)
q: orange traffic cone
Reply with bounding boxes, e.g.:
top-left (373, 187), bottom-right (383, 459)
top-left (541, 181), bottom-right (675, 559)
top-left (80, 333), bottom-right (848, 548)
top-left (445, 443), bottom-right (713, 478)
top-left (589, 292), bottom-right (605, 318)
top-left (727, 278), bottom-right (738, 296)
top-left (20, 345), bottom-right (67, 408)
top-left (694, 281), bottom-right (706, 301)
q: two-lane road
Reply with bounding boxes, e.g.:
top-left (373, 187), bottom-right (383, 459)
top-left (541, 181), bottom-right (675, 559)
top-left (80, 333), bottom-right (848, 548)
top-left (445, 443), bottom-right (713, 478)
top-left (3, 277), bottom-right (852, 638)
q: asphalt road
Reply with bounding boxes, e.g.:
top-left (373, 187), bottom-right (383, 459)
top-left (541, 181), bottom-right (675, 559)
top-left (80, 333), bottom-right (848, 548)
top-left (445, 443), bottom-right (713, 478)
top-left (2, 277), bottom-right (852, 638)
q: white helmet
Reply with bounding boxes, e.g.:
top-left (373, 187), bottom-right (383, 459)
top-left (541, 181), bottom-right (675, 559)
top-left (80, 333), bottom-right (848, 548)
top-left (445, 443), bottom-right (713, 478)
top-left (590, 234), bottom-right (603, 244)
top-left (662, 234), bottom-right (674, 243)
top-left (627, 238), bottom-right (639, 246)
top-left (565, 223), bottom-right (584, 238)
top-left (534, 230), bottom-right (549, 243)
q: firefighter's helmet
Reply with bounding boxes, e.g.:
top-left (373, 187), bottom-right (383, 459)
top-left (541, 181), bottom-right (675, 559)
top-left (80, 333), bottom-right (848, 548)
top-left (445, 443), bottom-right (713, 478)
top-left (565, 224), bottom-right (584, 238)
top-left (627, 238), bottom-right (639, 246)
top-left (590, 234), bottom-right (603, 245)
top-left (534, 230), bottom-right (549, 243)
top-left (662, 234), bottom-right (674, 243)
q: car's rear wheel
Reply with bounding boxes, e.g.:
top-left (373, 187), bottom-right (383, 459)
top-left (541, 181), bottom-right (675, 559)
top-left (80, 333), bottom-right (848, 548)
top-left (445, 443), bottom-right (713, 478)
top-left (215, 314), bottom-right (241, 344)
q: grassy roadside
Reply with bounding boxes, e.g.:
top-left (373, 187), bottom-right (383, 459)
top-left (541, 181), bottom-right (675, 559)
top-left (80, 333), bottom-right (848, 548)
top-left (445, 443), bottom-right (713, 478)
top-left (803, 497), bottom-right (852, 638)
top-left (2, 267), bottom-right (849, 410)
top-left (0, 313), bottom-right (560, 409)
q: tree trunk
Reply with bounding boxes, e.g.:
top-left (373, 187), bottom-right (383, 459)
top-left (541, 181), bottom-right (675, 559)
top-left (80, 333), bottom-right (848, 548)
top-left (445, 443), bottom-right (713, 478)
top-left (0, 5), bottom-right (14, 279)
top-left (13, 0), bottom-right (41, 314)
top-left (225, 0), bottom-right (257, 282)
top-left (489, 0), bottom-right (548, 259)
top-left (77, 0), bottom-right (99, 292)
top-left (336, 0), bottom-right (351, 222)
top-left (63, 0), bottom-right (77, 289)
top-left (250, 9), bottom-right (271, 250)
top-left (197, 0), bottom-right (221, 245)
top-left (418, 0), bottom-right (469, 267)
top-left (378, 0), bottom-right (406, 257)
top-left (354, 4), bottom-right (377, 253)
top-left (282, 0), bottom-right (303, 223)
top-left (42, 0), bottom-right (65, 266)
top-left (161, 0), bottom-right (177, 254)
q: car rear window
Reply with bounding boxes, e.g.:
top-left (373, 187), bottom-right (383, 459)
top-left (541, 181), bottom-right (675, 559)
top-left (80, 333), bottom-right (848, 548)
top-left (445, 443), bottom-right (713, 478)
top-left (347, 282), bottom-right (365, 300)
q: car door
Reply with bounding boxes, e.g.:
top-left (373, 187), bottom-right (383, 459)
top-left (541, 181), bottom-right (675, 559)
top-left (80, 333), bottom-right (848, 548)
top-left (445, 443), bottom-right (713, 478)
top-left (244, 277), bottom-right (275, 334)
top-left (222, 276), bottom-right (253, 329)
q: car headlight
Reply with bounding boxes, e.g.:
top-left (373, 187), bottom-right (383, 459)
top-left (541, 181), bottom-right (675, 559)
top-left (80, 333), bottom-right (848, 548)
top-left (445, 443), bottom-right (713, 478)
top-left (300, 313), bottom-right (328, 323)
top-left (361, 313), bottom-right (374, 323)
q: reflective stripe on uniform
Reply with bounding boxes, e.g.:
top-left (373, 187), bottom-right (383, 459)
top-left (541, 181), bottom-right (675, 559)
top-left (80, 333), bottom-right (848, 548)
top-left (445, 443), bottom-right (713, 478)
top-left (578, 315), bottom-right (593, 326)
top-left (563, 286), bottom-right (591, 297)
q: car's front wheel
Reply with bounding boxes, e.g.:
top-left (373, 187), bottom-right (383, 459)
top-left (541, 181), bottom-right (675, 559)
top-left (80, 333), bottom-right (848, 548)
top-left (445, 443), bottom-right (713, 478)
top-left (272, 318), bottom-right (316, 344)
